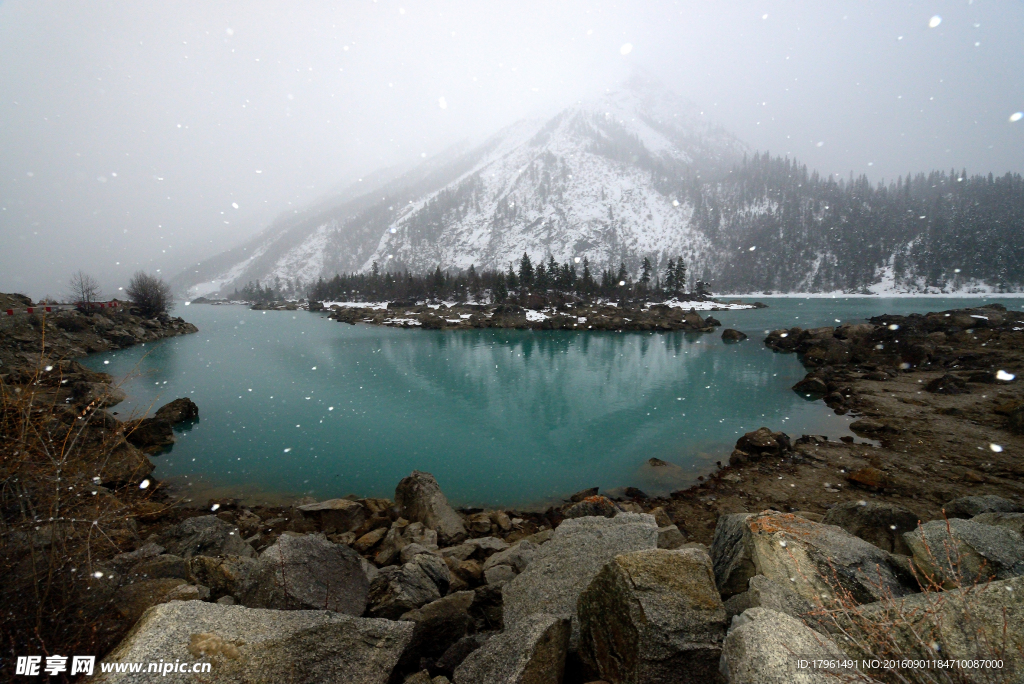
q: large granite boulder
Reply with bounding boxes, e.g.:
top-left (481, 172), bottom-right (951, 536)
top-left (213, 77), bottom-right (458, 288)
top-left (502, 513), bottom-right (658, 649)
top-left (297, 498), bottom-right (367, 535)
top-left (242, 533), bottom-right (368, 614)
top-left (720, 608), bottom-right (866, 684)
top-left (729, 427), bottom-right (792, 465)
top-left (453, 614), bottom-right (571, 684)
top-left (158, 516), bottom-right (256, 559)
top-left (395, 471), bottom-right (467, 546)
top-left (96, 601), bottom-right (413, 683)
top-left (577, 548), bottom-right (728, 684)
top-left (710, 511), bottom-right (913, 604)
top-left (944, 494), bottom-right (1024, 519)
top-left (821, 500), bottom-right (920, 555)
top-left (903, 518), bottom-right (1024, 587)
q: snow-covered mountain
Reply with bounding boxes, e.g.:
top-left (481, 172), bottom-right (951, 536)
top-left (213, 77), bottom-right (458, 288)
top-left (176, 77), bottom-right (1024, 297)
top-left (176, 78), bottom-right (747, 297)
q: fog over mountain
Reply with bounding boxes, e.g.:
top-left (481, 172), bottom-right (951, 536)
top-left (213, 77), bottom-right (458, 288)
top-left (1, 2), bottom-right (1022, 298)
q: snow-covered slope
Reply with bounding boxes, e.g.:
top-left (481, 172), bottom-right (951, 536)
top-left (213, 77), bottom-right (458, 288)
top-left (178, 79), bottom-right (746, 297)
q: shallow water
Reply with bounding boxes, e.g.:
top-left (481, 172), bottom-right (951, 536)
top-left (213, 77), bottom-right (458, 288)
top-left (82, 296), bottom-right (1017, 508)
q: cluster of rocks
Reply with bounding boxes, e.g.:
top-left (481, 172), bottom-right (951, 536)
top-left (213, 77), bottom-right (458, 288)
top-left (765, 303), bottom-right (1024, 430)
top-left (326, 300), bottom-right (747, 333)
top-left (0, 299), bottom-right (198, 371)
top-left (95, 468), bottom-right (1024, 683)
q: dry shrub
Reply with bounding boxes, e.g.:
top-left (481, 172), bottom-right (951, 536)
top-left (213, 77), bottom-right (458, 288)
top-left (1, 330), bottom-right (162, 672)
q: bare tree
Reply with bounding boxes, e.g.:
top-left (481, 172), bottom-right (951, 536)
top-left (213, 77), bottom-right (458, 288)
top-left (66, 271), bottom-right (100, 308)
top-left (125, 271), bottom-right (174, 317)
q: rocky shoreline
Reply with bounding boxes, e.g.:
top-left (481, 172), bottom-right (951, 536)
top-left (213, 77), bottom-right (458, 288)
top-left (4, 296), bottom-right (1024, 682)
top-left (319, 298), bottom-right (764, 332)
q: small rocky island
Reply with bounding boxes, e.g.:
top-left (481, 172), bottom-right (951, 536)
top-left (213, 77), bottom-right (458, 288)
top-left (319, 298), bottom-right (763, 332)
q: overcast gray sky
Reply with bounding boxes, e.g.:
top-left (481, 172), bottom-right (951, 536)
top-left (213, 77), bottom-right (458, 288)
top-left (1, 1), bottom-right (1022, 299)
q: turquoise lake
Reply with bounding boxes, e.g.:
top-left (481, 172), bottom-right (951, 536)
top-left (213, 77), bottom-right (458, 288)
top-left (83, 296), bottom-right (1019, 508)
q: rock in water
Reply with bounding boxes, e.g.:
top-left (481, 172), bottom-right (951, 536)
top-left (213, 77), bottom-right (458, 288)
top-left (395, 471), bottom-right (468, 546)
top-left (721, 328), bottom-right (748, 342)
top-left (154, 397), bottom-right (199, 424)
top-left (821, 500), bottom-right (920, 555)
top-left (96, 601), bottom-right (413, 683)
top-left (710, 511), bottom-right (913, 604)
top-left (577, 548), bottom-right (727, 684)
top-left (720, 608), bottom-right (859, 684)
top-left (242, 533), bottom-right (369, 615)
top-left (158, 516), bottom-right (255, 559)
top-left (453, 614), bottom-right (571, 684)
top-left (502, 513), bottom-right (658, 649)
top-left (903, 518), bottom-right (1024, 587)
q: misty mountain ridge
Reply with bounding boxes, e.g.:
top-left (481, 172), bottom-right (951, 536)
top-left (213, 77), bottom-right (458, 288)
top-left (176, 79), bottom-right (1024, 297)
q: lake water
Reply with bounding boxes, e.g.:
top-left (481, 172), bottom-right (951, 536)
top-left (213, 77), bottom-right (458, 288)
top-left (83, 296), bottom-right (1019, 508)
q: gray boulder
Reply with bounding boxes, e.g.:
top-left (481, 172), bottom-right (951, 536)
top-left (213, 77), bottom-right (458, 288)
top-left (397, 591), bottom-right (475, 673)
top-left (903, 518), bottom-right (1024, 587)
top-left (709, 513), bottom-right (759, 598)
top-left (481, 540), bottom-right (537, 575)
top-left (821, 500), bottom-right (919, 555)
top-left (297, 498), bottom-right (367, 534)
top-left (113, 578), bottom-right (195, 623)
top-left (453, 614), bottom-right (570, 684)
top-left (395, 471), bottom-right (468, 546)
top-left (242, 533), bottom-right (368, 614)
top-left (502, 513), bottom-right (658, 649)
top-left (722, 575), bottom-right (814, 621)
top-left (187, 555), bottom-right (256, 601)
top-left (944, 494), bottom-right (1024, 519)
top-left (720, 608), bottom-right (868, 684)
top-left (577, 548), bottom-right (727, 684)
top-left (96, 601), bottom-right (413, 683)
top-left (657, 525), bottom-right (687, 550)
top-left (710, 511), bottom-right (913, 604)
top-left (158, 516), bottom-right (255, 559)
top-left (368, 558), bottom-right (445, 619)
top-left (972, 512), bottom-right (1024, 535)
top-left (377, 521), bottom-right (439, 566)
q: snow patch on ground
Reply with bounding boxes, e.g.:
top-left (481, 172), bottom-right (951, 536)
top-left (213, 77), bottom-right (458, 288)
top-left (660, 299), bottom-right (755, 311)
top-left (525, 309), bottom-right (549, 322)
top-left (322, 301), bottom-right (389, 310)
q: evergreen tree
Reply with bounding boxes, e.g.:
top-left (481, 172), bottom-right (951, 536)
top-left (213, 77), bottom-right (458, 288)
top-left (518, 253), bottom-right (534, 288)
